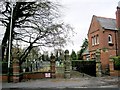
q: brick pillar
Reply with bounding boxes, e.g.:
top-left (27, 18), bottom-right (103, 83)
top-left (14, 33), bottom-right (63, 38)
top-left (12, 57), bottom-right (20, 83)
top-left (95, 49), bottom-right (102, 77)
top-left (109, 58), bottom-right (114, 76)
top-left (55, 54), bottom-right (64, 78)
top-left (64, 50), bottom-right (71, 79)
top-left (50, 55), bottom-right (56, 78)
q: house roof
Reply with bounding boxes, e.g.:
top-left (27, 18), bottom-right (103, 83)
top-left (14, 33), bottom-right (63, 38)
top-left (95, 16), bottom-right (117, 30)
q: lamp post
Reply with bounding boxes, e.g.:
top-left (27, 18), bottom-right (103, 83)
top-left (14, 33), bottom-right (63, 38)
top-left (8, 0), bottom-right (14, 82)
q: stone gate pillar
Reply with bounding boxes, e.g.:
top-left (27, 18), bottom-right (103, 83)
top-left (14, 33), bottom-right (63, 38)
top-left (12, 55), bottom-right (20, 83)
top-left (50, 55), bottom-right (56, 78)
top-left (64, 50), bottom-right (71, 79)
top-left (96, 49), bottom-right (102, 77)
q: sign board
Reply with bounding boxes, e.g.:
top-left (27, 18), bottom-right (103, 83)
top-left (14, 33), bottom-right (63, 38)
top-left (45, 73), bottom-right (51, 77)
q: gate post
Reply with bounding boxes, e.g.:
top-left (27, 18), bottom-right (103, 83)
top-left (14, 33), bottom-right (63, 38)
top-left (12, 52), bottom-right (20, 83)
top-left (50, 54), bottom-right (56, 78)
top-left (95, 49), bottom-right (102, 77)
top-left (109, 58), bottom-right (115, 76)
top-left (64, 50), bottom-right (71, 79)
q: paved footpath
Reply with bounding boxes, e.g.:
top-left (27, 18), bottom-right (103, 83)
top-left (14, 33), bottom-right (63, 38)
top-left (2, 76), bottom-right (120, 89)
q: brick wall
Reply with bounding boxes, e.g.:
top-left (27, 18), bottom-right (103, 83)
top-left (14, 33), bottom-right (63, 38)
top-left (22, 72), bottom-right (51, 80)
top-left (88, 16), bottom-right (118, 72)
top-left (109, 59), bottom-right (120, 76)
top-left (0, 75), bottom-right (13, 82)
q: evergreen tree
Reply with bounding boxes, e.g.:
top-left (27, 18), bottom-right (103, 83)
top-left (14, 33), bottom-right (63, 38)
top-left (78, 38), bottom-right (88, 60)
top-left (70, 50), bottom-right (77, 60)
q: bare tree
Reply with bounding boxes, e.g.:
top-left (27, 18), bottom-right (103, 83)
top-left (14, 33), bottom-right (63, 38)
top-left (0, 1), bottom-right (73, 65)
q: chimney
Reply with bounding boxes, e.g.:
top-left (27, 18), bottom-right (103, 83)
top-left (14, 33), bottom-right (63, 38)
top-left (116, 1), bottom-right (120, 56)
top-left (116, 1), bottom-right (120, 29)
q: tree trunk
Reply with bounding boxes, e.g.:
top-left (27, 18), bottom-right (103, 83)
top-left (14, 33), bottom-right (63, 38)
top-left (19, 44), bottom-right (33, 65)
top-left (1, 24), bottom-right (10, 61)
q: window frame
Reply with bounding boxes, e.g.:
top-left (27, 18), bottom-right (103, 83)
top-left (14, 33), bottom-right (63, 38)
top-left (108, 34), bottom-right (112, 44)
top-left (96, 34), bottom-right (99, 44)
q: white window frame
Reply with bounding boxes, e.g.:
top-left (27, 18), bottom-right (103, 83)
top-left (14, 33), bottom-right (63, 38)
top-left (108, 34), bottom-right (112, 44)
top-left (94, 36), bottom-right (96, 45)
top-left (92, 37), bottom-right (94, 46)
top-left (96, 35), bottom-right (99, 44)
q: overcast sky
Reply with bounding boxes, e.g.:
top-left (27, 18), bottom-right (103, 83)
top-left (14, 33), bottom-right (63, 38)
top-left (57, 0), bottom-right (120, 52)
top-left (0, 0), bottom-right (120, 53)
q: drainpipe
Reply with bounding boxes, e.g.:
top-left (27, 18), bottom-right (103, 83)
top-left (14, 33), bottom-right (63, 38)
top-left (115, 30), bottom-right (118, 56)
top-left (116, 2), bottom-right (120, 56)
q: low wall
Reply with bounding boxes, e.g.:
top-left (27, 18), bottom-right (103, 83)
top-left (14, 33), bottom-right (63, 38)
top-left (0, 75), bottom-right (8, 82)
top-left (1, 72), bottom-right (55, 82)
top-left (22, 72), bottom-right (52, 80)
top-left (110, 70), bottom-right (120, 76)
top-left (0, 74), bottom-right (13, 82)
top-left (109, 59), bottom-right (120, 76)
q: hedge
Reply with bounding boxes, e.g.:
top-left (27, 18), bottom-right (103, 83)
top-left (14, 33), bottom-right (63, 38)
top-left (71, 60), bottom-right (96, 76)
top-left (112, 56), bottom-right (120, 70)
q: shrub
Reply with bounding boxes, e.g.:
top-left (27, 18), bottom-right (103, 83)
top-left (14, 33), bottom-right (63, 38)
top-left (112, 56), bottom-right (120, 70)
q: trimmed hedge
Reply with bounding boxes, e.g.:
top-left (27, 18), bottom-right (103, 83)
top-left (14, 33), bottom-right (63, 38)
top-left (72, 60), bottom-right (96, 76)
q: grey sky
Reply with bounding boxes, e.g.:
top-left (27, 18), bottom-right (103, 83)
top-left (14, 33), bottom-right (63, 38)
top-left (0, 0), bottom-right (120, 53)
top-left (58, 0), bottom-right (120, 52)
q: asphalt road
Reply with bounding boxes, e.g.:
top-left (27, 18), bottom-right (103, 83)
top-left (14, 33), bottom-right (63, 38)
top-left (2, 76), bottom-right (120, 89)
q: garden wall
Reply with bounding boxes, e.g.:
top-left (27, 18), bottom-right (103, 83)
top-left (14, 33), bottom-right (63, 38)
top-left (22, 72), bottom-right (51, 80)
top-left (109, 58), bottom-right (120, 76)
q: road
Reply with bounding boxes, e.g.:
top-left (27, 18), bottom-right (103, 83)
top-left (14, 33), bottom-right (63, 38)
top-left (2, 76), bottom-right (120, 89)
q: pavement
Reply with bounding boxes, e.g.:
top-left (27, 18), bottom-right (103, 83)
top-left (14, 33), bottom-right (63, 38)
top-left (2, 76), bottom-right (120, 89)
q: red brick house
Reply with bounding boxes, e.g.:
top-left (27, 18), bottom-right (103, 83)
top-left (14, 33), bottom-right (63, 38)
top-left (87, 3), bottom-right (120, 72)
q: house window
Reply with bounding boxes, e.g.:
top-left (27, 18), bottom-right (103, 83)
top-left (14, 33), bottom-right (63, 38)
top-left (92, 37), bottom-right (94, 46)
top-left (92, 35), bottom-right (99, 46)
top-left (108, 34), bottom-right (112, 44)
top-left (94, 36), bottom-right (96, 45)
top-left (96, 35), bottom-right (99, 44)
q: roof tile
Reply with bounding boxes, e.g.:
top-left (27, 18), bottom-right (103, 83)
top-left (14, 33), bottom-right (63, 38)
top-left (96, 16), bottom-right (117, 30)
